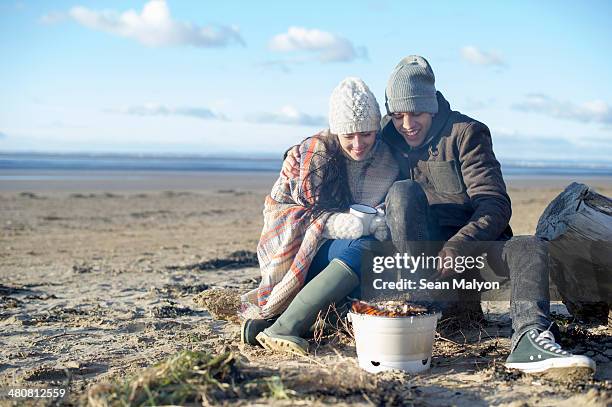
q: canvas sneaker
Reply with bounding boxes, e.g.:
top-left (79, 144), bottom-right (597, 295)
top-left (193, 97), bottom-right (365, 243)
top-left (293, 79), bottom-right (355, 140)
top-left (505, 329), bottom-right (596, 373)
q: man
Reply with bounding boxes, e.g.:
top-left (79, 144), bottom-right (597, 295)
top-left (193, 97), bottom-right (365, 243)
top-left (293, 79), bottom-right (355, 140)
top-left (282, 55), bottom-right (595, 374)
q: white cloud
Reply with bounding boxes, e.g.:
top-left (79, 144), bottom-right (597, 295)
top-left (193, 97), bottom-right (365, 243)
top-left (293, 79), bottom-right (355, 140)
top-left (513, 94), bottom-right (612, 124)
top-left (491, 128), bottom-right (612, 161)
top-left (248, 106), bottom-right (327, 127)
top-left (269, 27), bottom-right (367, 63)
top-left (110, 103), bottom-right (227, 120)
top-left (66, 0), bottom-right (244, 48)
top-left (460, 46), bottom-right (505, 66)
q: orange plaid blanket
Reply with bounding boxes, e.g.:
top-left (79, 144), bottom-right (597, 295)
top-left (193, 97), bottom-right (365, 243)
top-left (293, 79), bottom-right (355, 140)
top-left (242, 134), bottom-right (334, 318)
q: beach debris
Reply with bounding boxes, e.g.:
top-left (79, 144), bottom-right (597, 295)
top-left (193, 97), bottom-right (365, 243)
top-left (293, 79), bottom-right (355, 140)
top-left (69, 193), bottom-right (97, 199)
top-left (86, 350), bottom-right (248, 406)
top-left (18, 192), bottom-right (45, 199)
top-left (488, 363), bottom-right (524, 382)
top-left (72, 262), bottom-right (97, 273)
top-left (129, 210), bottom-right (171, 219)
top-left (0, 284), bottom-right (54, 312)
top-left (150, 305), bottom-right (196, 318)
top-left (0, 296), bottom-right (24, 310)
top-left (351, 300), bottom-right (429, 317)
top-left (161, 191), bottom-right (194, 197)
top-left (180, 283), bottom-right (211, 294)
top-left (159, 282), bottom-right (210, 297)
top-left (167, 250), bottom-right (258, 271)
top-left (0, 314), bottom-right (31, 326)
top-left (41, 215), bottom-right (68, 221)
top-left (0, 284), bottom-right (33, 296)
top-left (66, 192), bottom-right (120, 199)
top-left (193, 288), bottom-right (241, 322)
top-left (217, 189), bottom-right (251, 196)
top-left (24, 366), bottom-right (75, 382)
top-left (86, 349), bottom-right (390, 406)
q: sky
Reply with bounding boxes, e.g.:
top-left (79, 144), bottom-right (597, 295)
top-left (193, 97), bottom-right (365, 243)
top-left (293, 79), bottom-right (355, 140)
top-left (1, 0), bottom-right (611, 162)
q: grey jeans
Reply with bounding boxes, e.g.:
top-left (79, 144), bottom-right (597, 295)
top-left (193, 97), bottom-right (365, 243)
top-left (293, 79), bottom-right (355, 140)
top-left (385, 180), bottom-right (551, 350)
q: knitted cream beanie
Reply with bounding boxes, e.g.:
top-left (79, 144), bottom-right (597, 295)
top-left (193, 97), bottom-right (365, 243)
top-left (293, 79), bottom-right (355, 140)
top-left (328, 77), bottom-right (381, 135)
top-left (385, 55), bottom-right (438, 114)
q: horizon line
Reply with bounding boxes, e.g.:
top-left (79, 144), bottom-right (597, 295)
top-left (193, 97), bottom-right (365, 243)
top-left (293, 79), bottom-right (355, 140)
top-left (1, 150), bottom-right (611, 168)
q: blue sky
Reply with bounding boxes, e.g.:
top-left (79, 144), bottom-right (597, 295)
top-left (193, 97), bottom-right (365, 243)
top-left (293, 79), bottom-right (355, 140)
top-left (1, 0), bottom-right (611, 162)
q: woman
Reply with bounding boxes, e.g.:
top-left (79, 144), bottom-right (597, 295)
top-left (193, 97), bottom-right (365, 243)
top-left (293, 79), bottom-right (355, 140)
top-left (241, 77), bottom-right (400, 355)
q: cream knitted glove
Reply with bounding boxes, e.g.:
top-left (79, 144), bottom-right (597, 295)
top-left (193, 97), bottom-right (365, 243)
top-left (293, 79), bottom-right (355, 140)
top-left (369, 211), bottom-right (390, 241)
top-left (323, 213), bottom-right (364, 239)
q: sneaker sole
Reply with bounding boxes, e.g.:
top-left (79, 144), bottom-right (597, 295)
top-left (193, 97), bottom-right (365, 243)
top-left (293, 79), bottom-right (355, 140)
top-left (255, 332), bottom-right (308, 356)
top-left (505, 356), bottom-right (596, 374)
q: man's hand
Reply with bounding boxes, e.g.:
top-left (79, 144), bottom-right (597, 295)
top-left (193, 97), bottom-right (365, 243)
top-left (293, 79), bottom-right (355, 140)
top-left (369, 207), bottom-right (390, 241)
top-left (281, 145), bottom-right (300, 179)
top-left (437, 244), bottom-right (461, 279)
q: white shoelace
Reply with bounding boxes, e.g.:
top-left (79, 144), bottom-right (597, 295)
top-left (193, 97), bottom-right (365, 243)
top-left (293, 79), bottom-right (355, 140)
top-left (534, 330), bottom-right (569, 355)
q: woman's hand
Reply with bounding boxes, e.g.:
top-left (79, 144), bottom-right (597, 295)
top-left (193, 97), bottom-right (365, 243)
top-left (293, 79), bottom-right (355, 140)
top-left (281, 146), bottom-right (301, 179)
top-left (323, 213), bottom-right (364, 239)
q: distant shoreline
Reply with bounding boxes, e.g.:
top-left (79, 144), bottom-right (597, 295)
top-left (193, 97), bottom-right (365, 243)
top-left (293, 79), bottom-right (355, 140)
top-left (1, 152), bottom-right (611, 176)
top-left (0, 169), bottom-right (610, 192)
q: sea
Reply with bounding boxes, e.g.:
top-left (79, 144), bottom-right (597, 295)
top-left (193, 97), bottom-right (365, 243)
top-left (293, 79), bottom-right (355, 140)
top-left (0, 152), bottom-right (611, 181)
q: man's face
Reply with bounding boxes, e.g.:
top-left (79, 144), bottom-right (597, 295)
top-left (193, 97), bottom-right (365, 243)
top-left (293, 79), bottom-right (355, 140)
top-left (391, 112), bottom-right (433, 148)
top-left (338, 131), bottom-right (377, 161)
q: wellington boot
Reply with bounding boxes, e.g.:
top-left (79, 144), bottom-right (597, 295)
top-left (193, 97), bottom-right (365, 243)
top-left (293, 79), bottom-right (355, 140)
top-left (256, 259), bottom-right (359, 355)
top-left (241, 318), bottom-right (275, 346)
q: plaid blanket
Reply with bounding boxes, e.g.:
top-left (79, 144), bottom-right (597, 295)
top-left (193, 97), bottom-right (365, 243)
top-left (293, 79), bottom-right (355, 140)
top-left (241, 132), bottom-right (398, 319)
top-left (241, 135), bottom-right (334, 318)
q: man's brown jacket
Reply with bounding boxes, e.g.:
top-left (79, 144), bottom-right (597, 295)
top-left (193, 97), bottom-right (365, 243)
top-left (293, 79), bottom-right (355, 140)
top-left (381, 91), bottom-right (513, 245)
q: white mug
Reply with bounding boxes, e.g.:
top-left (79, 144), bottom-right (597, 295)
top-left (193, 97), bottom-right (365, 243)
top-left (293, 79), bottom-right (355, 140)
top-left (349, 204), bottom-right (377, 233)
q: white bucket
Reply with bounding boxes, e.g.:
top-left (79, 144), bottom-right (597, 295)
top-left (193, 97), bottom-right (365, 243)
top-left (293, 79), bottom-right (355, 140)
top-left (348, 312), bottom-right (440, 373)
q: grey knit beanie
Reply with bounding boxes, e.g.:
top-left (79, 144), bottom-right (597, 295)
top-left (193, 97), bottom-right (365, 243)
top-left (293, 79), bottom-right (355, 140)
top-left (329, 77), bottom-right (381, 135)
top-left (385, 55), bottom-right (438, 114)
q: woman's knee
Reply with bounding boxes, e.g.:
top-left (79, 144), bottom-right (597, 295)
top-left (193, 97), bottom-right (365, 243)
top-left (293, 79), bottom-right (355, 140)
top-left (333, 238), bottom-right (374, 272)
top-left (347, 236), bottom-right (376, 249)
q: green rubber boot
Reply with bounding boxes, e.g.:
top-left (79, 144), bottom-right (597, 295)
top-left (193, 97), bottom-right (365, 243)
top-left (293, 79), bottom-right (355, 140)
top-left (256, 259), bottom-right (359, 355)
top-left (240, 318), bottom-right (275, 346)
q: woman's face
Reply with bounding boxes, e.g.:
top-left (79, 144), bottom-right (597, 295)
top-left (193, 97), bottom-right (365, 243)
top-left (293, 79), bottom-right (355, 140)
top-left (338, 131), bottom-right (377, 161)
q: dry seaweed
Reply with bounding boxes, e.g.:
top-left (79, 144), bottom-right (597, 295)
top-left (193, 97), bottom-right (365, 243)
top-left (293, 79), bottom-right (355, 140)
top-left (166, 250), bottom-right (258, 271)
top-left (193, 288), bottom-right (241, 322)
top-left (88, 351), bottom-right (242, 406)
top-left (87, 350), bottom-right (303, 406)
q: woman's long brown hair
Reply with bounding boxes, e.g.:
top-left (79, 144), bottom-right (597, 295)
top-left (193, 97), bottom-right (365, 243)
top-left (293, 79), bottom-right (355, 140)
top-left (298, 131), bottom-right (353, 221)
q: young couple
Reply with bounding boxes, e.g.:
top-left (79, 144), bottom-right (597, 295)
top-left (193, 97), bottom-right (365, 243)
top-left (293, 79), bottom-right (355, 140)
top-left (240, 55), bottom-right (596, 375)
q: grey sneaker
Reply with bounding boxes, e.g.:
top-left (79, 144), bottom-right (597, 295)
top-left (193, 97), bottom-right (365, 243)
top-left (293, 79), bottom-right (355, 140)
top-left (505, 329), bottom-right (596, 373)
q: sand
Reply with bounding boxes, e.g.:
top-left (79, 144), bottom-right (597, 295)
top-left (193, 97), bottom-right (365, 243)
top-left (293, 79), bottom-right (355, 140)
top-left (0, 172), bottom-right (611, 405)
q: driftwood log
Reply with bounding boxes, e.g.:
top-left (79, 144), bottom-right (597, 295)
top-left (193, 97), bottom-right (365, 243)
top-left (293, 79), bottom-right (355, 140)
top-left (536, 182), bottom-right (612, 324)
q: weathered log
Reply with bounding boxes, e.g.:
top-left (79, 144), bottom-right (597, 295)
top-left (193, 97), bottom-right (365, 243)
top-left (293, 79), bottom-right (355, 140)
top-left (536, 182), bottom-right (612, 324)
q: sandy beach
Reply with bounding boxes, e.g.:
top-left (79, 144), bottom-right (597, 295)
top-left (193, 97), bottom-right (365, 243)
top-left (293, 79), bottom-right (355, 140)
top-left (1, 171), bottom-right (611, 406)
